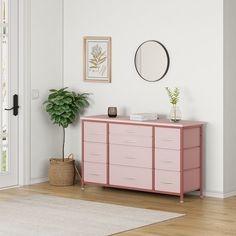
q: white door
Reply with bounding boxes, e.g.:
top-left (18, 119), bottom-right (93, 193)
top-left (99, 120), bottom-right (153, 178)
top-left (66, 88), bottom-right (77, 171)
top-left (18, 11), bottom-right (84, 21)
top-left (0, 0), bottom-right (18, 188)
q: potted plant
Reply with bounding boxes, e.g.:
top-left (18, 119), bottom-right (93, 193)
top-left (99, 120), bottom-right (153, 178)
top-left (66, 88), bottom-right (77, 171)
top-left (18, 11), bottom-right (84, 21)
top-left (44, 87), bottom-right (90, 186)
top-left (165, 87), bottom-right (181, 122)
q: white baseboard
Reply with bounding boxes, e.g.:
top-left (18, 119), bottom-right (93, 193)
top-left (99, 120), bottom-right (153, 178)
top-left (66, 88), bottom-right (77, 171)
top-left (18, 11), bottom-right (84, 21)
top-left (204, 191), bottom-right (225, 198)
top-left (186, 191), bottom-right (224, 198)
top-left (0, 185), bottom-right (19, 191)
top-left (187, 190), bottom-right (236, 198)
top-left (204, 190), bottom-right (236, 198)
top-left (30, 177), bottom-right (48, 185)
top-left (222, 190), bottom-right (236, 198)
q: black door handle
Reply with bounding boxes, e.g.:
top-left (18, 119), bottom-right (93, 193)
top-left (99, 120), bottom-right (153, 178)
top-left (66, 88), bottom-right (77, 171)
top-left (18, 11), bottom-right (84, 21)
top-left (5, 94), bottom-right (19, 116)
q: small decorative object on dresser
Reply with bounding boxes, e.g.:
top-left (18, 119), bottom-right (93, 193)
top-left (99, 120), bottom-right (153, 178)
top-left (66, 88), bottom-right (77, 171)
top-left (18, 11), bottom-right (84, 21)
top-left (165, 87), bottom-right (181, 122)
top-left (108, 107), bottom-right (117, 118)
top-left (130, 113), bottom-right (159, 121)
top-left (43, 88), bottom-right (90, 186)
top-left (81, 115), bottom-right (205, 203)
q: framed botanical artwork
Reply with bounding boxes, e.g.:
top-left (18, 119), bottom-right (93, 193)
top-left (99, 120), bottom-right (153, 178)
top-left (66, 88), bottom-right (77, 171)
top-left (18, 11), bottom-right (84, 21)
top-left (83, 36), bottom-right (112, 83)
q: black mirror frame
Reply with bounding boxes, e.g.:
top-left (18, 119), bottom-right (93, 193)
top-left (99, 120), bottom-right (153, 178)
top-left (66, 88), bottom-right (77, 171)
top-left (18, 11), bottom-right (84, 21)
top-left (134, 40), bottom-right (170, 82)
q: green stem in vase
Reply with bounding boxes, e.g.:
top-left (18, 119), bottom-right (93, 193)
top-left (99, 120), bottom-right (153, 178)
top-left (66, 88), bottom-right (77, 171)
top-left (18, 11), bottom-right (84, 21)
top-left (173, 104), bottom-right (177, 122)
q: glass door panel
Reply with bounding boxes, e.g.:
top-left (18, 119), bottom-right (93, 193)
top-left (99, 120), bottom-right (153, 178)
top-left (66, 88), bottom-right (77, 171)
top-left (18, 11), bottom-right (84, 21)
top-left (0, 0), bottom-right (18, 188)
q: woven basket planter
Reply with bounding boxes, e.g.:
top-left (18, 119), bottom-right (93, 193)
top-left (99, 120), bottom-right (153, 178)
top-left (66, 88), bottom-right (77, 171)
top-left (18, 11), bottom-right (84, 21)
top-left (48, 157), bottom-right (75, 186)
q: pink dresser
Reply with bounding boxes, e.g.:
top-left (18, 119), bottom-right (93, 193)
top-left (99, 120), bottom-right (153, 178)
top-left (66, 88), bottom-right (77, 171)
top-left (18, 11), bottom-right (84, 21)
top-left (81, 115), bottom-right (205, 202)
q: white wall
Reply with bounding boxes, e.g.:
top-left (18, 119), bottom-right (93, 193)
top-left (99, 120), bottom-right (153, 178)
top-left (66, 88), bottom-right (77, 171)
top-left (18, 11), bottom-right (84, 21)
top-left (30, 0), bottom-right (63, 183)
top-left (223, 0), bottom-right (236, 195)
top-left (64, 0), bottom-right (224, 195)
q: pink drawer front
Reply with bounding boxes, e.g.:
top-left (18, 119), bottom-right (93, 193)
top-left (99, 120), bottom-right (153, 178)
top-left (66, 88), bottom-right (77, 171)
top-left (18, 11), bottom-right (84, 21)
top-left (109, 134), bottom-right (152, 148)
top-left (110, 144), bottom-right (152, 168)
top-left (155, 170), bottom-right (180, 193)
top-left (184, 128), bottom-right (200, 148)
top-left (84, 162), bottom-right (106, 184)
top-left (155, 127), bottom-right (180, 150)
top-left (155, 149), bottom-right (180, 171)
top-left (184, 168), bottom-right (200, 192)
top-left (110, 165), bottom-right (152, 190)
top-left (184, 147), bottom-right (200, 170)
top-left (109, 124), bottom-right (152, 137)
top-left (84, 142), bottom-right (107, 164)
top-left (84, 122), bottom-right (106, 143)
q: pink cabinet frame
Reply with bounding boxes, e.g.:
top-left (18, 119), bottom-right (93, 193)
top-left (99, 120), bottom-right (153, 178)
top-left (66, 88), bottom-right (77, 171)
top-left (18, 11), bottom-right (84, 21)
top-left (81, 115), bottom-right (204, 202)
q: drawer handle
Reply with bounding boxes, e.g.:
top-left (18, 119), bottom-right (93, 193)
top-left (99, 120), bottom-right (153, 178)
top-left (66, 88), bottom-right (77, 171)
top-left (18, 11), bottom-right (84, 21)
top-left (125, 177), bottom-right (136, 180)
top-left (88, 133), bottom-right (103, 136)
top-left (126, 130), bottom-right (136, 134)
top-left (125, 156), bottom-right (136, 160)
top-left (160, 139), bottom-right (173, 142)
top-left (126, 140), bottom-right (136, 144)
top-left (89, 153), bottom-right (101, 157)
top-left (161, 160), bottom-right (173, 163)
top-left (161, 182), bottom-right (173, 185)
top-left (90, 173), bottom-right (100, 176)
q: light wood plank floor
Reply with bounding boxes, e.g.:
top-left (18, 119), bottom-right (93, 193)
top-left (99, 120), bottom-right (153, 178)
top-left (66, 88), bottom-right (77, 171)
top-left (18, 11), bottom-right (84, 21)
top-left (0, 183), bottom-right (236, 235)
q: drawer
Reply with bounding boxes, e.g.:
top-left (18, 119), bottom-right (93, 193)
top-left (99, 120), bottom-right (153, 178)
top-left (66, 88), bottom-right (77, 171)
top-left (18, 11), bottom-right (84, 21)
top-left (155, 148), bottom-right (200, 171)
top-left (84, 142), bottom-right (107, 164)
top-left (110, 144), bottom-right (152, 168)
top-left (184, 128), bottom-right (200, 148)
top-left (84, 162), bottom-right (107, 184)
top-left (109, 124), bottom-right (152, 137)
top-left (110, 134), bottom-right (152, 147)
top-left (184, 168), bottom-right (200, 192)
top-left (184, 147), bottom-right (200, 170)
top-left (110, 165), bottom-right (152, 190)
top-left (84, 122), bottom-right (106, 143)
top-left (155, 149), bottom-right (180, 171)
top-left (155, 127), bottom-right (180, 149)
top-left (155, 170), bottom-right (180, 193)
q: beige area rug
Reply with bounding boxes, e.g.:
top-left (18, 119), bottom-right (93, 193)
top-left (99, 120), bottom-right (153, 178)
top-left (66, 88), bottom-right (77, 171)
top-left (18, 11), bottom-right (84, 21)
top-left (0, 194), bottom-right (183, 236)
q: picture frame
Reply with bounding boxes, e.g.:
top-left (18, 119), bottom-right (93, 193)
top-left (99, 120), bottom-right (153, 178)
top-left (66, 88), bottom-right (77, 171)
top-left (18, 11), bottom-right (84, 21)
top-left (83, 36), bottom-right (112, 83)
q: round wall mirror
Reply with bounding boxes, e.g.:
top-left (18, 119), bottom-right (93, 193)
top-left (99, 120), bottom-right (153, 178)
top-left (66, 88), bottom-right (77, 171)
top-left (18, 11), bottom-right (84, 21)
top-left (134, 40), bottom-right (170, 82)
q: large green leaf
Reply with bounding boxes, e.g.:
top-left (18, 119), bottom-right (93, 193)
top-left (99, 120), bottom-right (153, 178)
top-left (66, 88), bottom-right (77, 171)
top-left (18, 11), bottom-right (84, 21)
top-left (64, 97), bottom-right (72, 104)
top-left (46, 103), bottom-right (53, 111)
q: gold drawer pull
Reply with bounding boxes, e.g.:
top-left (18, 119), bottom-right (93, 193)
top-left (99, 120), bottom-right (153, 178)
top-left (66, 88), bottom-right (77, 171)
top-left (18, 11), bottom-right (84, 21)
top-left (90, 173), bottom-right (100, 176)
top-left (161, 182), bottom-right (173, 185)
top-left (125, 156), bottom-right (136, 160)
top-left (126, 130), bottom-right (136, 134)
top-left (125, 177), bottom-right (136, 180)
top-left (126, 140), bottom-right (136, 144)
top-left (161, 160), bottom-right (173, 163)
top-left (89, 153), bottom-right (101, 157)
top-left (88, 133), bottom-right (103, 136)
top-left (160, 139), bottom-right (173, 142)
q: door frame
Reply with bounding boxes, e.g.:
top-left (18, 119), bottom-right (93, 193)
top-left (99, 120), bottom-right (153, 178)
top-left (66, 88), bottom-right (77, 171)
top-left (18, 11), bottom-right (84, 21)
top-left (18, 0), bottom-right (31, 186)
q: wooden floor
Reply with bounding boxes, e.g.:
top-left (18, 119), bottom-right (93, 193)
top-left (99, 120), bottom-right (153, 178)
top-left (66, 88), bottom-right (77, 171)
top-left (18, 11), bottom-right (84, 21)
top-left (1, 183), bottom-right (236, 236)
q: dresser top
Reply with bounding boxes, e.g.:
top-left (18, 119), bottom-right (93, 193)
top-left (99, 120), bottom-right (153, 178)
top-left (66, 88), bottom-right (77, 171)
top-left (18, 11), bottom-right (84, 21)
top-left (81, 115), bottom-right (205, 128)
